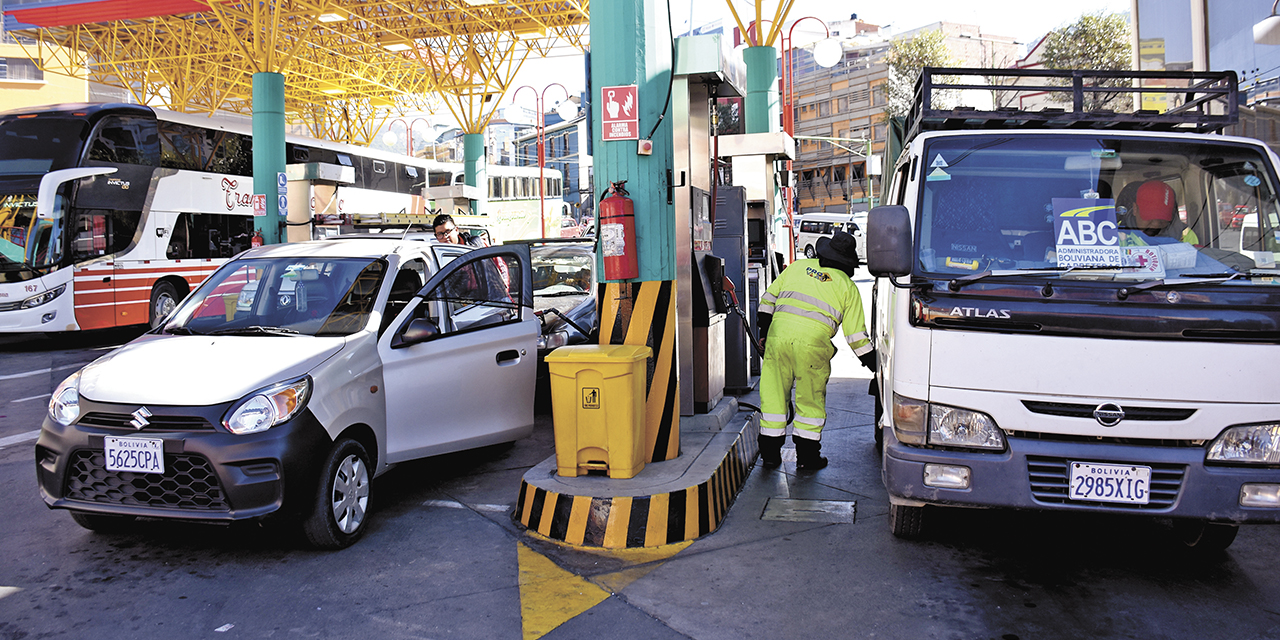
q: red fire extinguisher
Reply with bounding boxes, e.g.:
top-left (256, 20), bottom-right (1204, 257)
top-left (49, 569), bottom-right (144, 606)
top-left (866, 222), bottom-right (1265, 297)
top-left (251, 230), bottom-right (264, 248)
top-left (599, 180), bottom-right (638, 280)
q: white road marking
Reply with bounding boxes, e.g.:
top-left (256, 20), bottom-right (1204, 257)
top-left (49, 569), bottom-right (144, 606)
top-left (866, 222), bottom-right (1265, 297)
top-left (12, 393), bottom-right (51, 403)
top-left (0, 586), bottom-right (22, 600)
top-left (422, 499), bottom-right (510, 513)
top-left (0, 430), bottom-right (40, 449)
top-left (0, 362), bottom-right (84, 382)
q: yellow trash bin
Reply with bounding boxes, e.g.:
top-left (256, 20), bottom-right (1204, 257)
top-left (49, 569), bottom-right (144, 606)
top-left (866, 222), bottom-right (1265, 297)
top-left (546, 344), bottom-right (652, 479)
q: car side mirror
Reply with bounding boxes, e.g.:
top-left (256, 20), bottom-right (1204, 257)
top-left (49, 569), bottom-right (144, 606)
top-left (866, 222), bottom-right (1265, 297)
top-left (867, 205), bottom-right (913, 278)
top-left (391, 317), bottom-right (441, 349)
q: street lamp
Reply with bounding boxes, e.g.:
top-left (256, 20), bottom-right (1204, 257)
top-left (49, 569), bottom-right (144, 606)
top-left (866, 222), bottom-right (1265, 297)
top-left (510, 84), bottom-right (576, 237)
top-left (383, 117), bottom-right (433, 157)
top-left (1258, 0), bottom-right (1280, 44)
top-left (780, 17), bottom-right (841, 260)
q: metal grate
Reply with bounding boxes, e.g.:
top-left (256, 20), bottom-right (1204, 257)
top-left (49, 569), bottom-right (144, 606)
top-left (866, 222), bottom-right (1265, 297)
top-left (78, 412), bottom-right (215, 432)
top-left (64, 450), bottom-right (229, 511)
top-left (1027, 455), bottom-right (1185, 510)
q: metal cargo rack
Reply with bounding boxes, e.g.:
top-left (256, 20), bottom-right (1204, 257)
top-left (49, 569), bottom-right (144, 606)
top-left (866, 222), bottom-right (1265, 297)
top-left (905, 67), bottom-right (1239, 142)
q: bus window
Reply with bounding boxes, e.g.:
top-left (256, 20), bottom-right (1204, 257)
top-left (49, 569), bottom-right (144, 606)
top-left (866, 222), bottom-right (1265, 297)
top-left (209, 131), bottom-right (252, 176)
top-left (428, 171), bottom-right (451, 187)
top-left (166, 213), bottom-right (253, 259)
top-left (87, 116), bottom-right (158, 166)
top-left (72, 209), bottom-right (143, 260)
top-left (159, 122), bottom-right (204, 171)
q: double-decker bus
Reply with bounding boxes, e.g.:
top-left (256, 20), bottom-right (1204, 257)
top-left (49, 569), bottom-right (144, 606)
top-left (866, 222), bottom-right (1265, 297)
top-left (0, 102), bottom-right (566, 333)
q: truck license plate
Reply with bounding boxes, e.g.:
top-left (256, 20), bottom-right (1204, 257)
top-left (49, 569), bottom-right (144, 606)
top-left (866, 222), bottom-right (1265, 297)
top-left (1069, 461), bottom-right (1150, 505)
top-left (104, 437), bottom-right (164, 474)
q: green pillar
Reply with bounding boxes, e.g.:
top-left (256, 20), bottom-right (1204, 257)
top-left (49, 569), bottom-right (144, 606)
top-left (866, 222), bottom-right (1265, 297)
top-left (463, 133), bottom-right (486, 216)
top-left (252, 72), bottom-right (286, 244)
top-left (591, 0), bottom-right (673, 281)
top-left (744, 46), bottom-right (779, 134)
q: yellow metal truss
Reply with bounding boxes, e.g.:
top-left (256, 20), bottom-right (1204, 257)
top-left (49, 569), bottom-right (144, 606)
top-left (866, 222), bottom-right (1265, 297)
top-left (6, 0), bottom-right (589, 144)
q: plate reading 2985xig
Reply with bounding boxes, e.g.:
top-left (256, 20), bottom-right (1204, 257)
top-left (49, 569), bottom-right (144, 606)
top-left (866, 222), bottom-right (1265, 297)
top-left (1069, 461), bottom-right (1150, 505)
top-left (104, 437), bottom-right (164, 474)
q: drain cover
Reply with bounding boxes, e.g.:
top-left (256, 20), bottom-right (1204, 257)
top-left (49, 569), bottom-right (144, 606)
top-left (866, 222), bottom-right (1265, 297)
top-left (761, 498), bottom-right (856, 523)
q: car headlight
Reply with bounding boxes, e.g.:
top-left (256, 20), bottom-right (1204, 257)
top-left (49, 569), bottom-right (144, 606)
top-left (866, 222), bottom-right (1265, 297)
top-left (1207, 423), bottom-right (1280, 464)
top-left (49, 370), bottom-right (81, 426)
top-left (22, 284), bottom-right (66, 309)
top-left (891, 393), bottom-right (1004, 450)
top-left (539, 329), bottom-right (569, 351)
top-left (222, 377), bottom-right (311, 435)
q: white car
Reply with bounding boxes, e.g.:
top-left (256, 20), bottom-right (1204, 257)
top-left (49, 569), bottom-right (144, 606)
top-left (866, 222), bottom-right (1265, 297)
top-left (36, 238), bottom-right (536, 549)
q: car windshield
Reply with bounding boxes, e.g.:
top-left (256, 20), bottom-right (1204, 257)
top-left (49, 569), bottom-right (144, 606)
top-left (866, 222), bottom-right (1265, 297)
top-left (163, 256), bottom-right (386, 337)
top-left (531, 243), bottom-right (593, 315)
top-left (917, 135), bottom-right (1280, 286)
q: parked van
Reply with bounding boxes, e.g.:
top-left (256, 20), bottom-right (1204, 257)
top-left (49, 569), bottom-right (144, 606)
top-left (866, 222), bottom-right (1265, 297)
top-left (794, 212), bottom-right (865, 261)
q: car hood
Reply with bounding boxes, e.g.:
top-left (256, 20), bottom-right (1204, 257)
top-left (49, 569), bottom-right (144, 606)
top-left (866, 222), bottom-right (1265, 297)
top-left (78, 334), bottom-right (346, 405)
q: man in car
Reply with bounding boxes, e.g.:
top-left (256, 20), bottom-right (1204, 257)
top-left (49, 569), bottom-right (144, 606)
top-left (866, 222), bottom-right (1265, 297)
top-left (432, 213), bottom-right (510, 293)
top-left (757, 230), bottom-right (875, 471)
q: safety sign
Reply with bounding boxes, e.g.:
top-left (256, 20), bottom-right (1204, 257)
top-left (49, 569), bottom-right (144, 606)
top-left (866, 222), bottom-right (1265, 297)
top-left (581, 387), bottom-right (600, 409)
top-left (601, 84), bottom-right (639, 141)
top-left (252, 194), bottom-right (267, 217)
top-left (1053, 198), bottom-right (1120, 267)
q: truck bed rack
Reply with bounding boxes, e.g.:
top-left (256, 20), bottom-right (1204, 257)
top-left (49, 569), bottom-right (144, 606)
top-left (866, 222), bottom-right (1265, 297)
top-left (905, 67), bottom-right (1238, 141)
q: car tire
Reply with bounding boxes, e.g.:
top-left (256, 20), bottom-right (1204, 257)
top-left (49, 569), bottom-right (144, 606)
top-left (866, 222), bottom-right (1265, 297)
top-left (70, 511), bottom-right (137, 533)
top-left (149, 281), bottom-right (179, 329)
top-left (804, 245), bottom-right (816, 259)
top-left (301, 438), bottom-right (372, 550)
top-left (889, 503), bottom-right (924, 538)
top-left (1173, 519), bottom-right (1238, 552)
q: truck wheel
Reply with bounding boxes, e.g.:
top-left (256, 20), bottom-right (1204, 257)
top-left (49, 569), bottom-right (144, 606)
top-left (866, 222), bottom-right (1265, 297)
top-left (301, 438), bottom-right (372, 550)
top-left (149, 281), bottom-right (179, 328)
top-left (889, 503), bottom-right (924, 538)
top-left (804, 245), bottom-right (816, 259)
top-left (1173, 520), bottom-right (1238, 552)
top-left (70, 511), bottom-right (137, 533)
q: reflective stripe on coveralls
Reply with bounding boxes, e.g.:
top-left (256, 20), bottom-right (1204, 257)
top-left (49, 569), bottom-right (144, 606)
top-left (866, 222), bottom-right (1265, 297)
top-left (758, 259), bottom-right (870, 439)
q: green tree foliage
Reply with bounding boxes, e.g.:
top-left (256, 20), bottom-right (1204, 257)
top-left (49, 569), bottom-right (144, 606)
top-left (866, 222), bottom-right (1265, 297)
top-left (882, 29), bottom-right (953, 119)
top-left (1040, 12), bottom-right (1133, 111)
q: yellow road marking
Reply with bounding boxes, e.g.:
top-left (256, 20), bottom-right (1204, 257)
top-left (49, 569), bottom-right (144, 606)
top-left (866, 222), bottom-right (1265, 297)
top-left (518, 543), bottom-right (609, 640)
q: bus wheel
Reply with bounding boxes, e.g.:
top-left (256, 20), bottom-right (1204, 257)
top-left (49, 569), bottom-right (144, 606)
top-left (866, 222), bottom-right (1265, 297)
top-left (1173, 519), bottom-right (1239, 552)
top-left (804, 245), bottom-right (816, 259)
top-left (889, 503), bottom-right (924, 538)
top-left (149, 282), bottom-right (179, 328)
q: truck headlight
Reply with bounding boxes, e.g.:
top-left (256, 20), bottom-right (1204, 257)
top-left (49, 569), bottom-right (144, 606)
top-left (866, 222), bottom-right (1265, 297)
top-left (223, 377), bottom-right (311, 435)
top-left (929, 404), bottom-right (1005, 450)
top-left (1207, 423), bottom-right (1280, 464)
top-left (49, 370), bottom-right (81, 426)
top-left (22, 284), bottom-right (66, 309)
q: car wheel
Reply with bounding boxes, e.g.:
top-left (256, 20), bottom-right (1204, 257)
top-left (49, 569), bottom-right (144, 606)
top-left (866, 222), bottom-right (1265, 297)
top-left (889, 503), bottom-right (924, 538)
top-left (70, 511), bottom-right (137, 533)
top-left (301, 438), bottom-right (372, 550)
top-left (1173, 519), bottom-right (1238, 552)
top-left (149, 281), bottom-right (179, 329)
top-left (804, 245), bottom-right (816, 259)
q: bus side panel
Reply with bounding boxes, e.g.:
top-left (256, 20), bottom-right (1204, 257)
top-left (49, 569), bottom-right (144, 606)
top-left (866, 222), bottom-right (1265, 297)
top-left (73, 263), bottom-right (117, 330)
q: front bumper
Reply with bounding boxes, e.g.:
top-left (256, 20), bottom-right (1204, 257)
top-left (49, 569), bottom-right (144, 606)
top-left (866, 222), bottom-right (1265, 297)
top-left (882, 430), bottom-right (1280, 523)
top-left (35, 398), bottom-right (332, 522)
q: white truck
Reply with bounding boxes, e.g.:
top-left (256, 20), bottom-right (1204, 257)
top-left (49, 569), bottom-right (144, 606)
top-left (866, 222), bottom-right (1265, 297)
top-left (867, 68), bottom-right (1280, 551)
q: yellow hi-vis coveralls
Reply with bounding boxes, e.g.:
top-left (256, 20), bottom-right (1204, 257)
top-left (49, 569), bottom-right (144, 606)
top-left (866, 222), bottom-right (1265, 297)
top-left (759, 259), bottom-right (871, 441)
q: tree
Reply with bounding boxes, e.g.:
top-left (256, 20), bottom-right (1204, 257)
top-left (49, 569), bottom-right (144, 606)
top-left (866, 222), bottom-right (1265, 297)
top-left (1039, 12), bottom-right (1133, 111)
top-left (882, 29), bottom-right (954, 120)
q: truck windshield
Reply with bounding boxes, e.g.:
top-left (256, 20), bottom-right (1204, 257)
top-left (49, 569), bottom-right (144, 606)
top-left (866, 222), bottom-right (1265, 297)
top-left (0, 116), bottom-right (87, 176)
top-left (917, 135), bottom-right (1280, 285)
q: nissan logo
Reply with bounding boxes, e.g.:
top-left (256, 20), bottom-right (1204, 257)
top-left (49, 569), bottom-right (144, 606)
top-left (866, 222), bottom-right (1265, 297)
top-left (1093, 403), bottom-right (1125, 427)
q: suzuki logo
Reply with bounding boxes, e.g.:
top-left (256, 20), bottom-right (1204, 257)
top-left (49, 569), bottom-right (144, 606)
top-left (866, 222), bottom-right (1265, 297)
top-left (128, 407), bottom-right (152, 430)
top-left (1093, 403), bottom-right (1125, 427)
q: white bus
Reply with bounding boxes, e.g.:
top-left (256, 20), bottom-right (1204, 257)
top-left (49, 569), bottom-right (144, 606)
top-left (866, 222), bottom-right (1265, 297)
top-left (0, 103), bottom-right (565, 333)
top-left (423, 163), bottom-right (571, 241)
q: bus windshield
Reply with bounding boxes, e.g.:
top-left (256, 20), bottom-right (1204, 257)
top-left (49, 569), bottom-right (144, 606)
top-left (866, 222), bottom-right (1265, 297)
top-left (917, 135), bottom-right (1280, 286)
top-left (0, 193), bottom-right (63, 282)
top-left (0, 116), bottom-right (87, 176)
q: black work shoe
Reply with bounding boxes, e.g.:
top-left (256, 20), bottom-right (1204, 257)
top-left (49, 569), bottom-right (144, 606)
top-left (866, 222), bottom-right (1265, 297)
top-left (793, 438), bottom-right (828, 471)
top-left (758, 435), bottom-right (784, 469)
top-left (795, 456), bottom-right (828, 472)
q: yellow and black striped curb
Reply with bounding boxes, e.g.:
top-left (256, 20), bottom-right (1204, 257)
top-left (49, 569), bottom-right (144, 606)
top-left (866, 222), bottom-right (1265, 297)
top-left (597, 280), bottom-right (679, 463)
top-left (515, 413), bottom-right (759, 548)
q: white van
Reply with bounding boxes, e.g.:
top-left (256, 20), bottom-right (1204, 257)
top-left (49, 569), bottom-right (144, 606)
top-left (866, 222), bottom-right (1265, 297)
top-left (794, 212), bottom-right (865, 262)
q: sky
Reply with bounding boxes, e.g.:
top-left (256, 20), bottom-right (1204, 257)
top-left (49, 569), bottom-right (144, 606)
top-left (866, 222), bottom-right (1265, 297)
top-left (500, 0), bottom-right (1132, 115)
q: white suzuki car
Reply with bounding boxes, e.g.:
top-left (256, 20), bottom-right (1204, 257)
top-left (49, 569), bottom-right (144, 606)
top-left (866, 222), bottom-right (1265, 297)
top-left (36, 238), bottom-right (537, 549)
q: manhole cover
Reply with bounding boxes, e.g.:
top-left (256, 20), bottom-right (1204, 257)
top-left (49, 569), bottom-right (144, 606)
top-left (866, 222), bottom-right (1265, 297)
top-left (761, 498), bottom-right (856, 523)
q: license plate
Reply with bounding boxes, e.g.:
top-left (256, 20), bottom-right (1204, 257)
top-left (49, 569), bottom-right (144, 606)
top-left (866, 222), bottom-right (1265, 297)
top-left (1069, 461), bottom-right (1151, 505)
top-left (104, 437), bottom-right (165, 474)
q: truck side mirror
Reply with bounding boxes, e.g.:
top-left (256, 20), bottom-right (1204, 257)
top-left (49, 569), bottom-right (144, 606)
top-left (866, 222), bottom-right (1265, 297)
top-left (867, 205), bottom-right (913, 278)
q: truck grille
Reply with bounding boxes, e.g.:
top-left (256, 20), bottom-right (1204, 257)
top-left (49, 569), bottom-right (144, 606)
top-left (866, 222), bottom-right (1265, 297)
top-left (1026, 455), bottom-right (1184, 510)
top-left (78, 412), bottom-right (216, 432)
top-left (64, 450), bottom-right (229, 511)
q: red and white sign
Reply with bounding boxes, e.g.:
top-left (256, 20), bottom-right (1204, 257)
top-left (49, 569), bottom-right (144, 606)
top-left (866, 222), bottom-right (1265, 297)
top-left (252, 194), bottom-right (267, 217)
top-left (601, 84), bottom-right (639, 141)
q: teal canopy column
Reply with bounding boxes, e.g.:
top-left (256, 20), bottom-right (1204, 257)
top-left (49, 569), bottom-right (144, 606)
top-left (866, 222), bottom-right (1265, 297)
top-left (463, 133), bottom-right (486, 216)
top-left (252, 72), bottom-right (286, 245)
top-left (591, 0), bottom-right (673, 281)
top-left (744, 46), bottom-right (779, 134)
